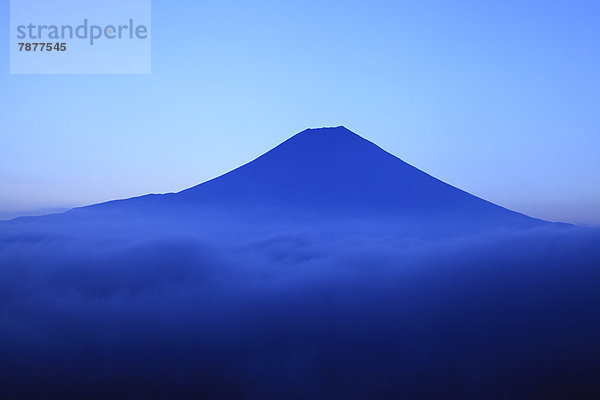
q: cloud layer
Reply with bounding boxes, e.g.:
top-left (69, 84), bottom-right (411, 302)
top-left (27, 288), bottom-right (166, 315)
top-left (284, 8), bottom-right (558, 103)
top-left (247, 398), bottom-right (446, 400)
top-left (1, 223), bottom-right (600, 399)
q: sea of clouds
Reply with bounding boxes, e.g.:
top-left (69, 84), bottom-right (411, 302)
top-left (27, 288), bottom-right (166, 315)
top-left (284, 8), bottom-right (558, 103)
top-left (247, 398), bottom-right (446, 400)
top-left (1, 222), bottom-right (599, 399)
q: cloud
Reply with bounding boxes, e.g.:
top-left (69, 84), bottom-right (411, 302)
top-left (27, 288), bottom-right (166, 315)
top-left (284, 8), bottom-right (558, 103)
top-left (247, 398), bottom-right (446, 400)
top-left (0, 223), bottom-right (599, 399)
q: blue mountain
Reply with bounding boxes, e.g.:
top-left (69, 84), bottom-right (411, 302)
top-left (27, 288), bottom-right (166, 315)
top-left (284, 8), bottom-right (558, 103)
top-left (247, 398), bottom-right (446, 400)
top-left (5, 126), bottom-right (545, 238)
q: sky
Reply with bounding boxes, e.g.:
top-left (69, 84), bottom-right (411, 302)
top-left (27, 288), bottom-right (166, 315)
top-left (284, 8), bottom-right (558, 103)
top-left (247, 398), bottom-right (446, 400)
top-left (0, 0), bottom-right (599, 224)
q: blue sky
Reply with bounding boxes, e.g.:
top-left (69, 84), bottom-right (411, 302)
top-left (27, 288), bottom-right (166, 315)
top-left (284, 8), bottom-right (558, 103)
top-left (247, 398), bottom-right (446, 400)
top-left (1, 0), bottom-right (599, 224)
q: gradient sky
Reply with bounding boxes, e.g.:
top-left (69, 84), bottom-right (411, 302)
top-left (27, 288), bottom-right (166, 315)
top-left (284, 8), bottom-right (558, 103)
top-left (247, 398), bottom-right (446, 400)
top-left (1, 0), bottom-right (599, 224)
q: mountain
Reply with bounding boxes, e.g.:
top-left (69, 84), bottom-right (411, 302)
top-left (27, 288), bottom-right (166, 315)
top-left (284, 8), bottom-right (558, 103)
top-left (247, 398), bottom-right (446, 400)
top-left (4, 126), bottom-right (545, 238)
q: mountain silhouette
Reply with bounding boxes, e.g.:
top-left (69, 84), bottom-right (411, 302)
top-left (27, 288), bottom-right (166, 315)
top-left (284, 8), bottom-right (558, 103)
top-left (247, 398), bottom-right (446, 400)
top-left (6, 126), bottom-right (545, 237)
top-left (179, 126), bottom-right (536, 219)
